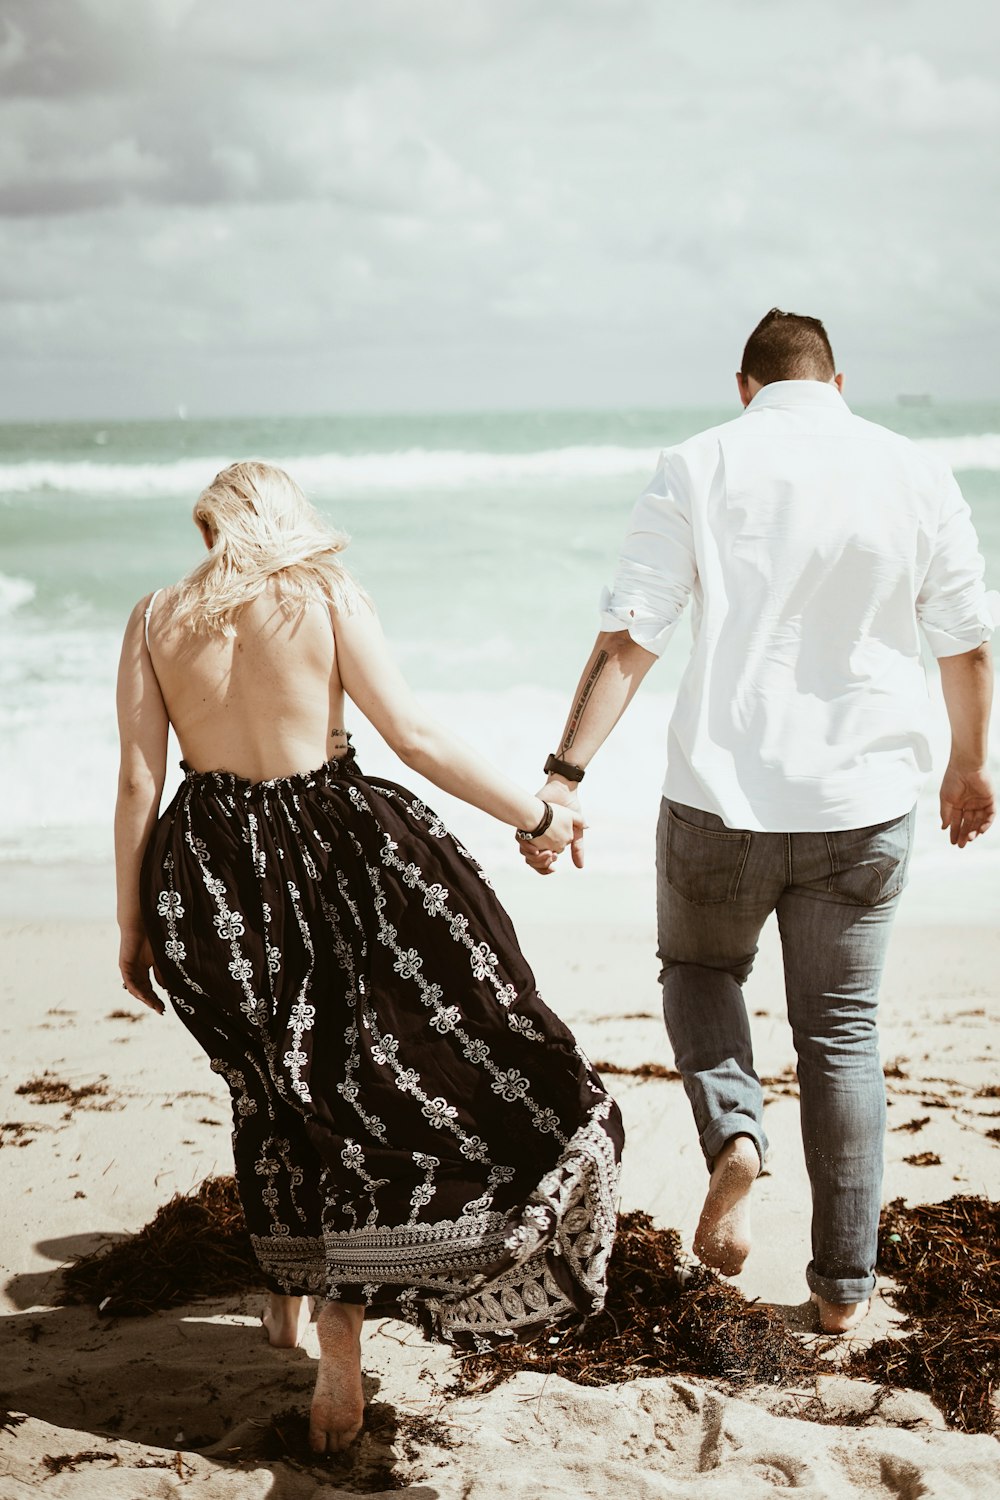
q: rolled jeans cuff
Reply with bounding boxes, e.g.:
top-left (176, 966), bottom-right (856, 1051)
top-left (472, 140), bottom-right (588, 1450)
top-left (806, 1260), bottom-right (876, 1306)
top-left (698, 1111), bottom-right (768, 1172)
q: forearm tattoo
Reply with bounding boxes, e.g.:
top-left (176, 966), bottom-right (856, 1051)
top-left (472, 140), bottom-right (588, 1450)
top-left (562, 650), bottom-right (608, 752)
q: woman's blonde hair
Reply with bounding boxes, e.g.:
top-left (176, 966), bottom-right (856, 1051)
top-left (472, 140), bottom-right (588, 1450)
top-left (170, 460), bottom-right (369, 635)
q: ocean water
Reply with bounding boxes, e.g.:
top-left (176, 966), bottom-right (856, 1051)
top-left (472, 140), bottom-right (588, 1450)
top-left (2, 403), bottom-right (999, 890)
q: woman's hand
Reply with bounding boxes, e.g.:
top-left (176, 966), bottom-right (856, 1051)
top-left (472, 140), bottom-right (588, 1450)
top-left (519, 784), bottom-right (586, 875)
top-left (119, 927), bottom-right (166, 1015)
top-left (519, 799), bottom-right (584, 875)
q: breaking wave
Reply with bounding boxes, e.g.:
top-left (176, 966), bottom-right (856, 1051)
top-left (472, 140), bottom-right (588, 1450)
top-left (3, 433), bottom-right (998, 498)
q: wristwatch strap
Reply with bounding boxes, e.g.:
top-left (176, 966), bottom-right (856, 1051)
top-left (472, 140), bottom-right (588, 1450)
top-left (544, 752), bottom-right (585, 784)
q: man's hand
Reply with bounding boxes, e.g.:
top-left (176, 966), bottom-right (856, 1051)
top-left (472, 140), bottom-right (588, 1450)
top-left (518, 780), bottom-right (586, 875)
top-left (940, 761), bottom-right (996, 847)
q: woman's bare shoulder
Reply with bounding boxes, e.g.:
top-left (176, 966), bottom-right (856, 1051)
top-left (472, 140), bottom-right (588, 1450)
top-left (123, 593), bottom-right (153, 634)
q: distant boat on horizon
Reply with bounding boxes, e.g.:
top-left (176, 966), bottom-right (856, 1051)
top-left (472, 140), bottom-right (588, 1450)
top-left (896, 393), bottom-right (933, 407)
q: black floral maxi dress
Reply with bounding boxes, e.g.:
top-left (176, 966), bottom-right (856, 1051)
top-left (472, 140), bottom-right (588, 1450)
top-left (140, 745), bottom-right (623, 1350)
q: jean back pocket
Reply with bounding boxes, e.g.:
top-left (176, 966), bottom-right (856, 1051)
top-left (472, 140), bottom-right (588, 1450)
top-left (663, 805), bottom-right (752, 905)
top-left (824, 812), bottom-right (913, 907)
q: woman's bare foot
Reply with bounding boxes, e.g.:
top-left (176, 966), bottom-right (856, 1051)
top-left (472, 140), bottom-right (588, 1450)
top-left (262, 1293), bottom-right (314, 1349)
top-left (693, 1135), bottom-right (760, 1277)
top-left (310, 1301), bottom-right (365, 1454)
top-left (811, 1291), bottom-right (871, 1334)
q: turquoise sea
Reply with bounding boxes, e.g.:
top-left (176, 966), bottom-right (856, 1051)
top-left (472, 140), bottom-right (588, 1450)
top-left (2, 403), bottom-right (999, 876)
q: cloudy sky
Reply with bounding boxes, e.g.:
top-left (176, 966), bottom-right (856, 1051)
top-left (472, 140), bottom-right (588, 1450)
top-left (2, 0), bottom-right (999, 419)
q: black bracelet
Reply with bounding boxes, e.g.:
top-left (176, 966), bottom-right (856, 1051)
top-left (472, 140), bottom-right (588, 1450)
top-left (515, 800), bottom-right (554, 842)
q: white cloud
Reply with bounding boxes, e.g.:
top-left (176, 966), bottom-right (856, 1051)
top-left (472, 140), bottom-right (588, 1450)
top-left (0, 17), bottom-right (27, 72)
top-left (833, 45), bottom-right (1000, 131)
top-left (0, 0), bottom-right (999, 416)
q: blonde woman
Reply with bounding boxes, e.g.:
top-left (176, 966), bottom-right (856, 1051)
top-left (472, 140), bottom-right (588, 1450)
top-left (114, 461), bottom-right (623, 1453)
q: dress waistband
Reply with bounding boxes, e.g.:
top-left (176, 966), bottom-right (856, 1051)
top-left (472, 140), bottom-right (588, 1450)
top-left (181, 746), bottom-right (358, 796)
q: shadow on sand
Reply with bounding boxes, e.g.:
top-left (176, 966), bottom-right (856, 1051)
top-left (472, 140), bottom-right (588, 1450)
top-left (2, 1244), bottom-right (445, 1497)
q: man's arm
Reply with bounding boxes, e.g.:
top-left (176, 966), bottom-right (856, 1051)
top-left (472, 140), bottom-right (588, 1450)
top-left (555, 630), bottom-right (658, 767)
top-left (938, 643), bottom-right (995, 847)
top-left (522, 630), bottom-right (658, 872)
top-left (523, 451), bottom-right (697, 874)
top-left (914, 465), bottom-right (996, 847)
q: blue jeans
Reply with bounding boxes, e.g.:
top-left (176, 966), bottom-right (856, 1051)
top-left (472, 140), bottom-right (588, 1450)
top-left (656, 798), bottom-right (915, 1305)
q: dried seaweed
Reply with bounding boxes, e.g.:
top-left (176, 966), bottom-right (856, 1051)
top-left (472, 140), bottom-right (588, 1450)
top-left (850, 1196), bottom-right (999, 1434)
top-left (42, 1451), bottom-right (119, 1475)
top-left (892, 1116), bottom-right (930, 1134)
top-left (245, 1404), bottom-right (399, 1490)
top-left (456, 1211), bottom-right (814, 1396)
top-left (592, 1061), bottom-right (681, 1081)
top-left (233, 1402), bottom-right (455, 1491)
top-left (903, 1152), bottom-right (941, 1167)
top-left (593, 1012), bottom-right (657, 1022)
top-left (760, 1068), bottom-right (800, 1100)
top-left (59, 1176), bottom-right (998, 1436)
top-left (60, 1176), bottom-right (259, 1315)
top-left (0, 1120), bottom-right (51, 1148)
top-left (759, 1068), bottom-right (797, 1087)
top-left (15, 1073), bottom-right (112, 1109)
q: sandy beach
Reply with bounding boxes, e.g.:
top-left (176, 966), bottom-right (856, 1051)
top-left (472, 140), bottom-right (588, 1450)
top-left (4, 0), bottom-right (1000, 1489)
top-left (1, 854), bottom-right (998, 1499)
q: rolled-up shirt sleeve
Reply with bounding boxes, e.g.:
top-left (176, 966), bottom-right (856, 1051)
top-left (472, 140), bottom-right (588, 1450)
top-left (599, 452), bottom-right (697, 656)
top-left (916, 469), bottom-right (998, 658)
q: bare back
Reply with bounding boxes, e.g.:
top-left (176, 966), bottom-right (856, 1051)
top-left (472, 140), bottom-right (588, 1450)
top-left (146, 584), bottom-right (349, 781)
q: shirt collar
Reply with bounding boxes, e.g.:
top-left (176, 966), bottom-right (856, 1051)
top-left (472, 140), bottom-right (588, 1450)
top-left (745, 380), bottom-right (848, 413)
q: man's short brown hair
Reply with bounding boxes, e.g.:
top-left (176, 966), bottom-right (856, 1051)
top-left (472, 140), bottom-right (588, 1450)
top-left (740, 309), bottom-right (836, 386)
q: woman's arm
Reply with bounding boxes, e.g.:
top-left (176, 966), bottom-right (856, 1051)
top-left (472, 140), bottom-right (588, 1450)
top-left (332, 602), bottom-right (578, 852)
top-left (114, 598), bottom-right (169, 1011)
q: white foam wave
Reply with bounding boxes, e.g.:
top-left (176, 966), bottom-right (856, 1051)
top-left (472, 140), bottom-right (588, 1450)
top-left (915, 435), bottom-right (1000, 471)
top-left (2, 433), bottom-right (1000, 500)
top-left (0, 573), bottom-right (36, 614)
top-left (3, 632), bottom-right (1000, 909)
top-left (0, 446), bottom-right (660, 499)
top-left (0, 455), bottom-right (236, 499)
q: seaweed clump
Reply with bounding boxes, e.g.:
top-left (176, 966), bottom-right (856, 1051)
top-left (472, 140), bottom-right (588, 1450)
top-left (238, 1402), bottom-right (455, 1491)
top-left (60, 1176), bottom-right (259, 1315)
top-left (457, 1210), bottom-right (814, 1395)
top-left (850, 1196), bottom-right (999, 1434)
top-left (16, 1073), bottom-right (112, 1109)
top-left (57, 1175), bottom-right (998, 1437)
top-left (592, 1060), bottom-right (680, 1081)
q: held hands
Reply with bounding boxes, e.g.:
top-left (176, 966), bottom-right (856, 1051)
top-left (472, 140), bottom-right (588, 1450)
top-left (518, 781), bottom-right (586, 875)
top-left (940, 761), bottom-right (996, 848)
top-left (119, 926), bottom-right (166, 1014)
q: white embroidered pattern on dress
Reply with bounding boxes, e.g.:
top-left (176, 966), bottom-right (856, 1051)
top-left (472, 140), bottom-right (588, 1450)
top-left (146, 758), bottom-right (621, 1344)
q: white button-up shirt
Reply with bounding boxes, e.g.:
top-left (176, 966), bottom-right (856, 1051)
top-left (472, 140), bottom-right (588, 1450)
top-left (600, 380), bottom-right (997, 832)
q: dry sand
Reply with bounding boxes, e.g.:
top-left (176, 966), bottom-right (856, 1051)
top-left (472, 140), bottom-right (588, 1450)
top-left (1, 860), bottom-right (998, 1498)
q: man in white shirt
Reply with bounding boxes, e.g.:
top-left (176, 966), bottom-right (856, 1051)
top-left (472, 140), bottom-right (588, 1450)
top-left (523, 310), bottom-right (996, 1333)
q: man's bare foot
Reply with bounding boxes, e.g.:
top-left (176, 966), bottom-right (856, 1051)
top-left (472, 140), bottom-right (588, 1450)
top-left (693, 1135), bottom-right (760, 1277)
top-left (262, 1293), bottom-right (313, 1349)
top-left (811, 1291), bottom-right (871, 1334)
top-left (310, 1302), bottom-right (365, 1454)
